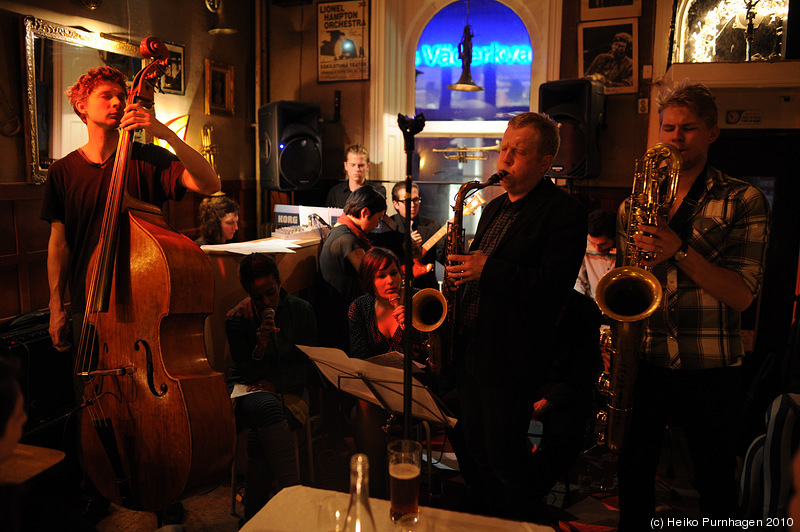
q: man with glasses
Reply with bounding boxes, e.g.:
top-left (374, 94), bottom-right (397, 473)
top-left (388, 181), bottom-right (444, 289)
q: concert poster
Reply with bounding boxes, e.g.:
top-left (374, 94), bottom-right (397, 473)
top-left (317, 0), bottom-right (369, 82)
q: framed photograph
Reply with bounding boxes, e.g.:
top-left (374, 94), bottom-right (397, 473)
top-left (581, 0), bottom-right (641, 21)
top-left (204, 59), bottom-right (234, 115)
top-left (160, 42), bottom-right (185, 95)
top-left (317, 0), bottom-right (370, 82)
top-left (579, 18), bottom-right (638, 94)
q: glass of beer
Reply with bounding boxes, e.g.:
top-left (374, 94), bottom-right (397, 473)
top-left (388, 439), bottom-right (422, 522)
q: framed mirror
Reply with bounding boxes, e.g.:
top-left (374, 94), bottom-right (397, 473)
top-left (22, 16), bottom-right (142, 184)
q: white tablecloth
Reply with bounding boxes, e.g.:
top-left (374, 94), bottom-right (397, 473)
top-left (241, 485), bottom-right (555, 532)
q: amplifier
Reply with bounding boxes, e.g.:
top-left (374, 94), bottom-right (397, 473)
top-left (0, 313), bottom-right (76, 434)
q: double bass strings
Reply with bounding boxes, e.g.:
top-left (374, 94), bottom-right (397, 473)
top-left (76, 113), bottom-right (134, 420)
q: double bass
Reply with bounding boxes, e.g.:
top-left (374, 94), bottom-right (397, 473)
top-left (75, 37), bottom-right (234, 511)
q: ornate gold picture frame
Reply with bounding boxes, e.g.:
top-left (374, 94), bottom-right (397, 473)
top-left (205, 59), bottom-right (234, 115)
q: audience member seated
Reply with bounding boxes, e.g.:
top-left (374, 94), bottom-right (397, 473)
top-left (347, 247), bottom-right (425, 499)
top-left (194, 194), bottom-right (240, 245)
top-left (741, 393), bottom-right (800, 524)
top-left (316, 185), bottom-right (386, 352)
top-left (0, 359), bottom-right (25, 465)
top-left (574, 208), bottom-right (616, 300)
top-left (225, 253), bottom-right (317, 523)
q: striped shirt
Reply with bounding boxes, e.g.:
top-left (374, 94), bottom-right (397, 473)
top-left (617, 165), bottom-right (771, 369)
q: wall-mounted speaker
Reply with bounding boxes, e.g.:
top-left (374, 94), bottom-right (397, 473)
top-left (259, 101), bottom-right (323, 191)
top-left (539, 79), bottom-right (605, 180)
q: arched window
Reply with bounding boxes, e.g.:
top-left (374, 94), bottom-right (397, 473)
top-left (406, 1), bottom-right (539, 250)
top-left (414, 0), bottom-right (532, 121)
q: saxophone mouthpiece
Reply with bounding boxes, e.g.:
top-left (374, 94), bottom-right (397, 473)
top-left (490, 170), bottom-right (508, 183)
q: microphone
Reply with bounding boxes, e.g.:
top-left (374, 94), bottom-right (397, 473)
top-left (261, 307), bottom-right (277, 345)
top-left (308, 213), bottom-right (331, 229)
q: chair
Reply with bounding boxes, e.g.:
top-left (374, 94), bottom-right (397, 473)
top-left (230, 408), bottom-right (321, 516)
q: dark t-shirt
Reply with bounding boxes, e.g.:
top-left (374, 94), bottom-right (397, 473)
top-left (324, 180), bottom-right (386, 208)
top-left (40, 142), bottom-right (186, 311)
top-left (315, 224), bottom-right (369, 350)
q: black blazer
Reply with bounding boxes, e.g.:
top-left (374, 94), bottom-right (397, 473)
top-left (467, 177), bottom-right (587, 388)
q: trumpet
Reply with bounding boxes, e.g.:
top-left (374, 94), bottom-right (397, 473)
top-left (432, 144), bottom-right (500, 163)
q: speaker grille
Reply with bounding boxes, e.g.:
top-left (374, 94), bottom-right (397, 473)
top-left (280, 137), bottom-right (322, 189)
top-left (258, 101), bottom-right (322, 191)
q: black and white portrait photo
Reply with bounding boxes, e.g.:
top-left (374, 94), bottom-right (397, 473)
top-left (581, 0), bottom-right (641, 21)
top-left (579, 18), bottom-right (638, 94)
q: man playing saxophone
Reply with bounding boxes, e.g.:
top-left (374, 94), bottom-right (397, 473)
top-left (616, 81), bottom-right (771, 530)
top-left (445, 112), bottom-right (587, 523)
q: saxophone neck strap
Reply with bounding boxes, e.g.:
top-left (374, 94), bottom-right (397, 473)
top-left (668, 166), bottom-right (707, 239)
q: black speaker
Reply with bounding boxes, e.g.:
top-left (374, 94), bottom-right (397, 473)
top-left (539, 79), bottom-right (605, 179)
top-left (259, 101), bottom-right (323, 191)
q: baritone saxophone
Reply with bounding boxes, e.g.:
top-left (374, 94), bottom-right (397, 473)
top-left (594, 143), bottom-right (681, 454)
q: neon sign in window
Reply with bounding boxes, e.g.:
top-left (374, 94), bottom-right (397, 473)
top-left (415, 0), bottom-right (532, 121)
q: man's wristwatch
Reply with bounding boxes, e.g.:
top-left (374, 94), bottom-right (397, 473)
top-left (673, 241), bottom-right (689, 263)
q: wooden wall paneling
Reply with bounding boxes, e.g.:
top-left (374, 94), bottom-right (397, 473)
top-left (0, 184), bottom-right (49, 324)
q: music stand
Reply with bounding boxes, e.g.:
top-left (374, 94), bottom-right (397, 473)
top-left (297, 345), bottom-right (455, 428)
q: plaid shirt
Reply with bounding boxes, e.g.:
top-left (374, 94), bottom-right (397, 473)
top-left (617, 165), bottom-right (771, 369)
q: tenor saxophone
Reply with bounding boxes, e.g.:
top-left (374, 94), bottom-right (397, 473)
top-left (427, 170), bottom-right (506, 374)
top-left (594, 143), bottom-right (681, 454)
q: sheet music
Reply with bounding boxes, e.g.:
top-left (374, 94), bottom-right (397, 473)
top-left (366, 351), bottom-right (426, 373)
top-left (200, 240), bottom-right (301, 254)
top-left (297, 345), bottom-right (456, 427)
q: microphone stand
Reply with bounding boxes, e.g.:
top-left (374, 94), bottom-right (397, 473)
top-left (396, 113), bottom-right (425, 439)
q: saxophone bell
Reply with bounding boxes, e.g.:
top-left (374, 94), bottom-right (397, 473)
top-left (412, 288), bottom-right (447, 332)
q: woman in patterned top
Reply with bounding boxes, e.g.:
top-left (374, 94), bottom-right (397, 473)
top-left (347, 247), bottom-right (423, 499)
top-left (348, 247), bottom-right (422, 360)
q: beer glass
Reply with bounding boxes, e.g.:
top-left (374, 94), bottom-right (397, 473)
top-left (388, 439), bottom-right (422, 522)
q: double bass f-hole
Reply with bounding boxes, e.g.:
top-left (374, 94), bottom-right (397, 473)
top-left (136, 339), bottom-right (167, 397)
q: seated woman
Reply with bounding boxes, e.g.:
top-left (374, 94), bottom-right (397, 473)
top-left (195, 194), bottom-right (240, 245)
top-left (348, 247), bottom-right (423, 360)
top-left (225, 253), bottom-right (317, 522)
top-left (347, 247), bottom-right (424, 498)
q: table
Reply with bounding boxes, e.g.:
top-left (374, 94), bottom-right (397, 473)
top-left (0, 444), bottom-right (65, 486)
top-left (241, 485), bottom-right (555, 532)
top-left (202, 238), bottom-right (320, 372)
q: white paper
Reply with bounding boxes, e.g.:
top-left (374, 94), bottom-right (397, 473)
top-left (201, 239), bottom-right (301, 254)
top-left (366, 351), bottom-right (426, 373)
top-left (297, 345), bottom-right (455, 427)
top-left (230, 383), bottom-right (263, 399)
